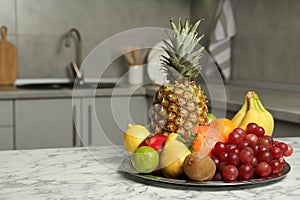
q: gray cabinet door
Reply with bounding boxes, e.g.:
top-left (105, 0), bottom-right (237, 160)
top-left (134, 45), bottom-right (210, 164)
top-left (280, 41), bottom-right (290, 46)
top-left (15, 99), bottom-right (78, 149)
top-left (81, 96), bottom-right (149, 147)
top-left (0, 101), bottom-right (14, 150)
top-left (0, 101), bottom-right (13, 126)
top-left (0, 127), bottom-right (13, 150)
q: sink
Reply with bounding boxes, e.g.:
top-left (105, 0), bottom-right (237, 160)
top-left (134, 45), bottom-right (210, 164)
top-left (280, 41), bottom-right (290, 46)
top-left (16, 82), bottom-right (116, 90)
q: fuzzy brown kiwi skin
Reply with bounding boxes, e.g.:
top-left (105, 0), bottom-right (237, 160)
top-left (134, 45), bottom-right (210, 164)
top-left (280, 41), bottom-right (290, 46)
top-left (183, 152), bottom-right (216, 181)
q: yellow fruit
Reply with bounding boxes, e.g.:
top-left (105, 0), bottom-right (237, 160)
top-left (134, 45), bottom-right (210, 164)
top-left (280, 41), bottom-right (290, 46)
top-left (160, 133), bottom-right (191, 179)
top-left (231, 96), bottom-right (248, 128)
top-left (236, 91), bottom-right (274, 136)
top-left (253, 92), bottom-right (274, 136)
top-left (238, 92), bottom-right (261, 130)
top-left (124, 124), bottom-right (150, 153)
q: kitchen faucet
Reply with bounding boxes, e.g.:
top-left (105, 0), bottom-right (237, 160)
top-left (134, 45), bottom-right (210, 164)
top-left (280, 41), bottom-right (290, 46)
top-left (65, 28), bottom-right (84, 85)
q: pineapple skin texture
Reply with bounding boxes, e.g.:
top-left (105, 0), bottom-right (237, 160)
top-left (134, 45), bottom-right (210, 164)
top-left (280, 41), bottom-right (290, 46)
top-left (150, 81), bottom-right (208, 134)
top-left (160, 133), bottom-right (191, 179)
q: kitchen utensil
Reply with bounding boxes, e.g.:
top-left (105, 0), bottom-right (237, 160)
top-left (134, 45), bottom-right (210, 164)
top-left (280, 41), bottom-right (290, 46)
top-left (128, 65), bottom-right (143, 85)
top-left (124, 48), bottom-right (148, 66)
top-left (0, 26), bottom-right (18, 85)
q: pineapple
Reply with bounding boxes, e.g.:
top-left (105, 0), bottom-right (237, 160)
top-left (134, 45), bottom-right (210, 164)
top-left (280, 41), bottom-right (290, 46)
top-left (150, 19), bottom-right (208, 134)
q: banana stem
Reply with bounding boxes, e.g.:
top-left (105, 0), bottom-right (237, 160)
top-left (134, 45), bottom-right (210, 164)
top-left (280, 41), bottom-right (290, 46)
top-left (246, 91), bottom-right (257, 110)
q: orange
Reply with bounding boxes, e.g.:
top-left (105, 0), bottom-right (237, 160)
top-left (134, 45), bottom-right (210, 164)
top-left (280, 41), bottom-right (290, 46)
top-left (191, 126), bottom-right (221, 156)
top-left (209, 118), bottom-right (235, 142)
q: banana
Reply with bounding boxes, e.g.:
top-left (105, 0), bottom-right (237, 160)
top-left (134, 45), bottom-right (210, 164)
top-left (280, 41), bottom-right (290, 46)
top-left (231, 96), bottom-right (249, 128)
top-left (238, 91), bottom-right (261, 130)
top-left (253, 92), bottom-right (274, 136)
top-left (231, 90), bottom-right (275, 136)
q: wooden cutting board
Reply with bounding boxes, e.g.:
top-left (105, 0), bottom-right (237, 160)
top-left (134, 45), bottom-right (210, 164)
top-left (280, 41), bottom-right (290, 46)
top-left (0, 26), bottom-right (18, 85)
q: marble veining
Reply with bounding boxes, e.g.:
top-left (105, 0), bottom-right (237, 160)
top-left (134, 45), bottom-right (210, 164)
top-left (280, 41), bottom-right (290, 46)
top-left (0, 137), bottom-right (299, 200)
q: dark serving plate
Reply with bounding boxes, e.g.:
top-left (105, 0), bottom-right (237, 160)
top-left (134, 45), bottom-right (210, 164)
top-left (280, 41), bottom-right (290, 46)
top-left (120, 157), bottom-right (291, 187)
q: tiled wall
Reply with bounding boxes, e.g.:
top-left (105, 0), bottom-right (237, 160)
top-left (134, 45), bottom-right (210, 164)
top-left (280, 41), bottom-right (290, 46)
top-left (1, 0), bottom-right (299, 86)
top-left (0, 0), bottom-right (190, 79)
top-left (231, 0), bottom-right (300, 85)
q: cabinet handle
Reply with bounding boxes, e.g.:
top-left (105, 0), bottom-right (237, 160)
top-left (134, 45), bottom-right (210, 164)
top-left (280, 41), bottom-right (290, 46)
top-left (88, 104), bottom-right (92, 146)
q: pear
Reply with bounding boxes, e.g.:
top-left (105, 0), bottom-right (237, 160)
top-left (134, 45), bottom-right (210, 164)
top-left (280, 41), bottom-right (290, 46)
top-left (160, 133), bottom-right (191, 179)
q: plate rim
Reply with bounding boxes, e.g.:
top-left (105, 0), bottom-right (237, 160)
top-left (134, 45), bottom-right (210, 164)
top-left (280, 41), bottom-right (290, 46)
top-left (121, 157), bottom-right (291, 187)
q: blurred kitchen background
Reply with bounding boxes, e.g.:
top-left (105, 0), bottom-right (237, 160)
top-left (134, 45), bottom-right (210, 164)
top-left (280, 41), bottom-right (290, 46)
top-left (0, 0), bottom-right (299, 89)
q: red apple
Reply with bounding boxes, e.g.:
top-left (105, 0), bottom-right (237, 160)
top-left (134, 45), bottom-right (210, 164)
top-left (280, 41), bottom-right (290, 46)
top-left (138, 134), bottom-right (167, 154)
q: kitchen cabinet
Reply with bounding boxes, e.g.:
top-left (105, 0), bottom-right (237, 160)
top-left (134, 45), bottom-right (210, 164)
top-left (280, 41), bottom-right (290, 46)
top-left (81, 96), bottom-right (149, 146)
top-left (0, 101), bottom-right (14, 150)
top-left (15, 98), bottom-right (81, 149)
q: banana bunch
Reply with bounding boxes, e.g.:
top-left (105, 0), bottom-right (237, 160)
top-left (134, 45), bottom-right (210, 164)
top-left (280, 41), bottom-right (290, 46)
top-left (231, 91), bottom-right (274, 136)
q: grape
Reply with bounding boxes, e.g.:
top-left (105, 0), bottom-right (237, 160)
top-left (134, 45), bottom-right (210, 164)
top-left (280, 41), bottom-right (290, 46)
top-left (227, 152), bottom-right (240, 167)
top-left (222, 165), bottom-right (238, 181)
top-left (256, 162), bottom-right (272, 177)
top-left (228, 147), bottom-right (240, 154)
top-left (283, 144), bottom-right (293, 157)
top-left (246, 122), bottom-right (258, 134)
top-left (254, 126), bottom-right (265, 138)
top-left (228, 131), bottom-right (243, 145)
top-left (213, 142), bottom-right (226, 156)
top-left (258, 150), bottom-right (273, 163)
top-left (238, 163), bottom-right (254, 180)
top-left (238, 140), bottom-right (250, 150)
top-left (239, 148), bottom-right (254, 163)
top-left (258, 136), bottom-right (273, 150)
top-left (276, 142), bottom-right (288, 154)
top-left (211, 156), bottom-right (220, 169)
top-left (250, 157), bottom-right (258, 167)
top-left (278, 157), bottom-right (286, 168)
top-left (245, 134), bottom-right (259, 145)
top-left (219, 161), bottom-right (227, 171)
top-left (213, 172), bottom-right (222, 181)
top-left (270, 159), bottom-right (283, 174)
top-left (270, 147), bottom-right (283, 159)
top-left (259, 145), bottom-right (268, 152)
top-left (219, 151), bottom-right (229, 162)
top-left (251, 144), bottom-right (260, 156)
top-left (226, 144), bottom-right (238, 152)
top-left (233, 128), bottom-right (247, 140)
top-left (243, 146), bottom-right (254, 154)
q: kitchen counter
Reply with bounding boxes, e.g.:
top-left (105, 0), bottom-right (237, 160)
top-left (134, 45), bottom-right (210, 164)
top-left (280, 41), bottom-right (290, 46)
top-left (0, 137), bottom-right (299, 199)
top-left (1, 83), bottom-right (300, 126)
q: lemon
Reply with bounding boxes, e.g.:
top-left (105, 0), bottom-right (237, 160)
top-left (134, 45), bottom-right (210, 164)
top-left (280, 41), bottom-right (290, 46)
top-left (131, 146), bottom-right (159, 173)
top-left (124, 124), bottom-right (150, 153)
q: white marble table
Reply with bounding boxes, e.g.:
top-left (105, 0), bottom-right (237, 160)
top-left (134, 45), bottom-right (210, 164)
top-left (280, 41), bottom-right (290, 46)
top-left (0, 137), bottom-right (299, 200)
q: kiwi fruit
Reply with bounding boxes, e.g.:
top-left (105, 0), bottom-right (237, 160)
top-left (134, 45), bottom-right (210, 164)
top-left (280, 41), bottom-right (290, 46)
top-left (183, 152), bottom-right (216, 181)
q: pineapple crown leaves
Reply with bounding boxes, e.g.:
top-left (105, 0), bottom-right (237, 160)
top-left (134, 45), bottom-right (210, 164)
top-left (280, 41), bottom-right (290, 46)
top-left (161, 18), bottom-right (205, 83)
top-left (177, 129), bottom-right (197, 152)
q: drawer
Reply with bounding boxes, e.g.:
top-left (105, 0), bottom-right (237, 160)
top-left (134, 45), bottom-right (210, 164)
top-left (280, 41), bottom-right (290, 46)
top-left (0, 101), bottom-right (13, 126)
top-left (0, 127), bottom-right (14, 150)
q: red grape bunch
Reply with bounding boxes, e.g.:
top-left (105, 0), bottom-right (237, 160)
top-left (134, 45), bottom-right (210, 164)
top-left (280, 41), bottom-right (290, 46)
top-left (211, 122), bottom-right (293, 181)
